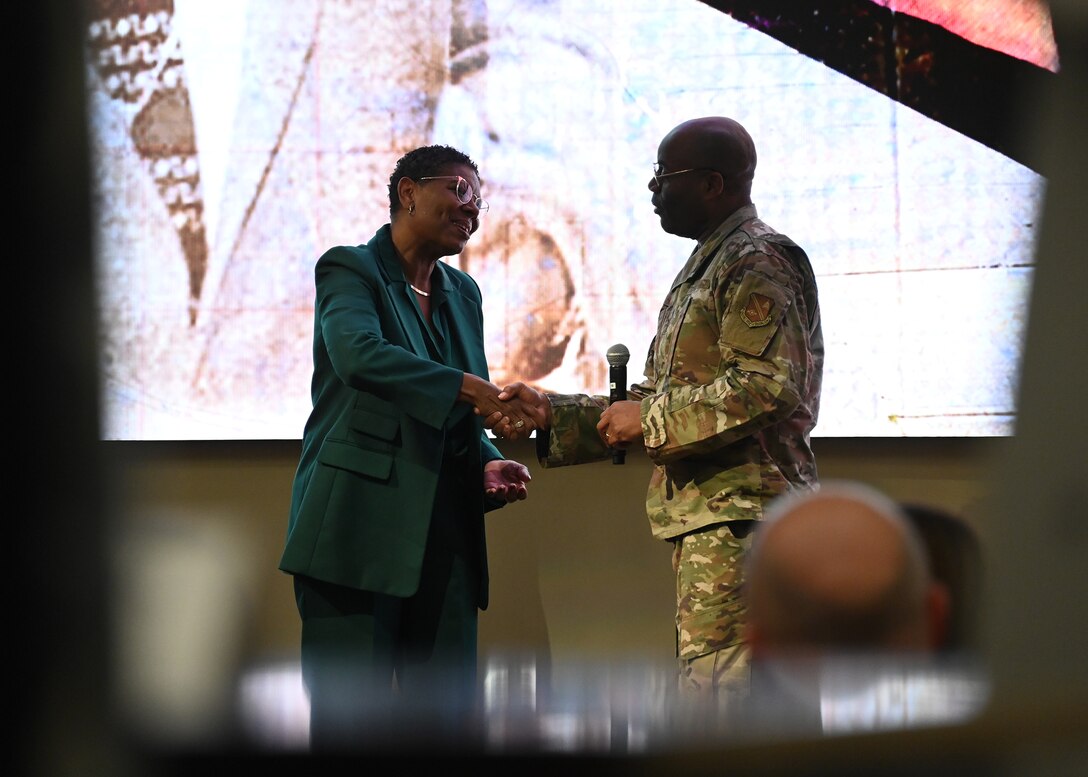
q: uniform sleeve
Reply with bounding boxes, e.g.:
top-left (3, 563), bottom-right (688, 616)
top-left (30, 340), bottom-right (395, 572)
top-left (641, 256), bottom-right (813, 463)
top-left (536, 393), bottom-right (611, 468)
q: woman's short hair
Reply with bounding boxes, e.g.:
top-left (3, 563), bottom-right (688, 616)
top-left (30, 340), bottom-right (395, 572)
top-left (388, 144), bottom-right (479, 215)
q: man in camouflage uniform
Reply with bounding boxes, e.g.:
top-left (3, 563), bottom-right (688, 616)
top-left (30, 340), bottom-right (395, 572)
top-left (497, 116), bottom-right (823, 708)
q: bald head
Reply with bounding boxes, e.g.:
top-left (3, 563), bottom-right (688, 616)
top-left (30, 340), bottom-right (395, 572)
top-left (651, 117), bottom-right (758, 241)
top-left (745, 482), bottom-right (946, 656)
top-left (662, 117), bottom-right (756, 196)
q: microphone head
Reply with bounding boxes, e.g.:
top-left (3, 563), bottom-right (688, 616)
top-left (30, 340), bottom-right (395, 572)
top-left (606, 343), bottom-right (630, 366)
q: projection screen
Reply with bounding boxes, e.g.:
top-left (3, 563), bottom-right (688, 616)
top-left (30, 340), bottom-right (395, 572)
top-left (86, 0), bottom-right (1056, 440)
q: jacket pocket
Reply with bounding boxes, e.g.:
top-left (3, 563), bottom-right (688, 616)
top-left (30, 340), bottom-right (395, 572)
top-left (317, 439), bottom-right (393, 481)
top-left (350, 406), bottom-right (399, 442)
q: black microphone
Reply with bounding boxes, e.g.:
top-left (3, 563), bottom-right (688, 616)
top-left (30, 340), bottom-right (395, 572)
top-left (606, 343), bottom-right (630, 464)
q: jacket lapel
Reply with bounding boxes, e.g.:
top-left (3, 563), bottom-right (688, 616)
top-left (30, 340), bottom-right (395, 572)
top-left (373, 227), bottom-right (430, 359)
top-left (438, 266), bottom-right (488, 377)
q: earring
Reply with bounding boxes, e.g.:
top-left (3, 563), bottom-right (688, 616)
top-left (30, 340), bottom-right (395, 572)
top-left (408, 204), bottom-right (415, 215)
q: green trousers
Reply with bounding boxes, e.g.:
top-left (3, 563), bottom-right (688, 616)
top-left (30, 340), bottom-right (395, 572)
top-left (294, 470), bottom-right (482, 750)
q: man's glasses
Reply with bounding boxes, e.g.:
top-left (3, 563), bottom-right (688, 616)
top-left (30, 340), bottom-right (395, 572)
top-left (651, 163), bottom-right (717, 186)
top-left (418, 175), bottom-right (489, 212)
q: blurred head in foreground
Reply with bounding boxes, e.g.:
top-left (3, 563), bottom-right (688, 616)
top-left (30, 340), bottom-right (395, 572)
top-left (745, 481), bottom-right (950, 658)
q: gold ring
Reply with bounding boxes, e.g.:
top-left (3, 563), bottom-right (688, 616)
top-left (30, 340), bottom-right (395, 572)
top-left (514, 420), bottom-right (525, 429)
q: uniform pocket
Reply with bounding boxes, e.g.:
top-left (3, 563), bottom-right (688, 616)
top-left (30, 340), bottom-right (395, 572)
top-left (722, 271), bottom-right (791, 357)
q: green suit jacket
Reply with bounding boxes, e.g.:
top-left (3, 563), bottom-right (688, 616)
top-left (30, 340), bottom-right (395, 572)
top-left (280, 225), bottom-right (504, 608)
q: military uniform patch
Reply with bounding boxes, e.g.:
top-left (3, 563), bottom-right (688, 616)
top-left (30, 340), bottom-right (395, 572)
top-left (742, 292), bottom-right (774, 327)
top-left (723, 271), bottom-right (790, 357)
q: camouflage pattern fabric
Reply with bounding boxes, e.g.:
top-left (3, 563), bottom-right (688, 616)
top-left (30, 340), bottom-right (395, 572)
top-left (539, 206), bottom-right (822, 665)
top-left (537, 392), bottom-right (611, 467)
top-left (639, 205), bottom-right (823, 539)
top-left (673, 522), bottom-right (753, 659)
top-left (678, 642), bottom-right (751, 715)
top-left (542, 205), bottom-right (823, 542)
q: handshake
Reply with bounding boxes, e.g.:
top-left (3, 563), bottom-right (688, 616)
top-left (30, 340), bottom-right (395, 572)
top-left (460, 374), bottom-right (551, 440)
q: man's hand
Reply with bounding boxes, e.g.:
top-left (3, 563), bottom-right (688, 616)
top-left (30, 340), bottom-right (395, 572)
top-left (483, 459), bottom-right (531, 502)
top-left (498, 382), bottom-right (551, 426)
top-left (596, 400), bottom-right (643, 449)
top-left (480, 381), bottom-right (552, 439)
top-left (460, 373), bottom-right (536, 440)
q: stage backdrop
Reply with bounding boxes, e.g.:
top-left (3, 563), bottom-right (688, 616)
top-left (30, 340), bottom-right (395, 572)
top-left (85, 0), bottom-right (1056, 440)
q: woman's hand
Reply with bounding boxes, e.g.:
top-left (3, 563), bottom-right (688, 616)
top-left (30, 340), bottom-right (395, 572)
top-left (460, 373), bottom-right (537, 439)
top-left (480, 381), bottom-right (551, 438)
top-left (483, 459), bottom-right (531, 502)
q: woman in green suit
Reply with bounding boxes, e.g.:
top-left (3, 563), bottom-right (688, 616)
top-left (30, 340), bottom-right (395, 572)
top-left (280, 145), bottom-right (537, 748)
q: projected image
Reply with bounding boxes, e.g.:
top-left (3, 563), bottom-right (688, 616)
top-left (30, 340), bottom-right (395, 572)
top-left (86, 0), bottom-right (1053, 440)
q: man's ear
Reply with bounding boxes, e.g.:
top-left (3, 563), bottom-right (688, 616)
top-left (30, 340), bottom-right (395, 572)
top-left (704, 169), bottom-right (726, 198)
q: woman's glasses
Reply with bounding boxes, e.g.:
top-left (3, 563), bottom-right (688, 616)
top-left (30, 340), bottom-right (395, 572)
top-left (418, 175), bottom-right (489, 212)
